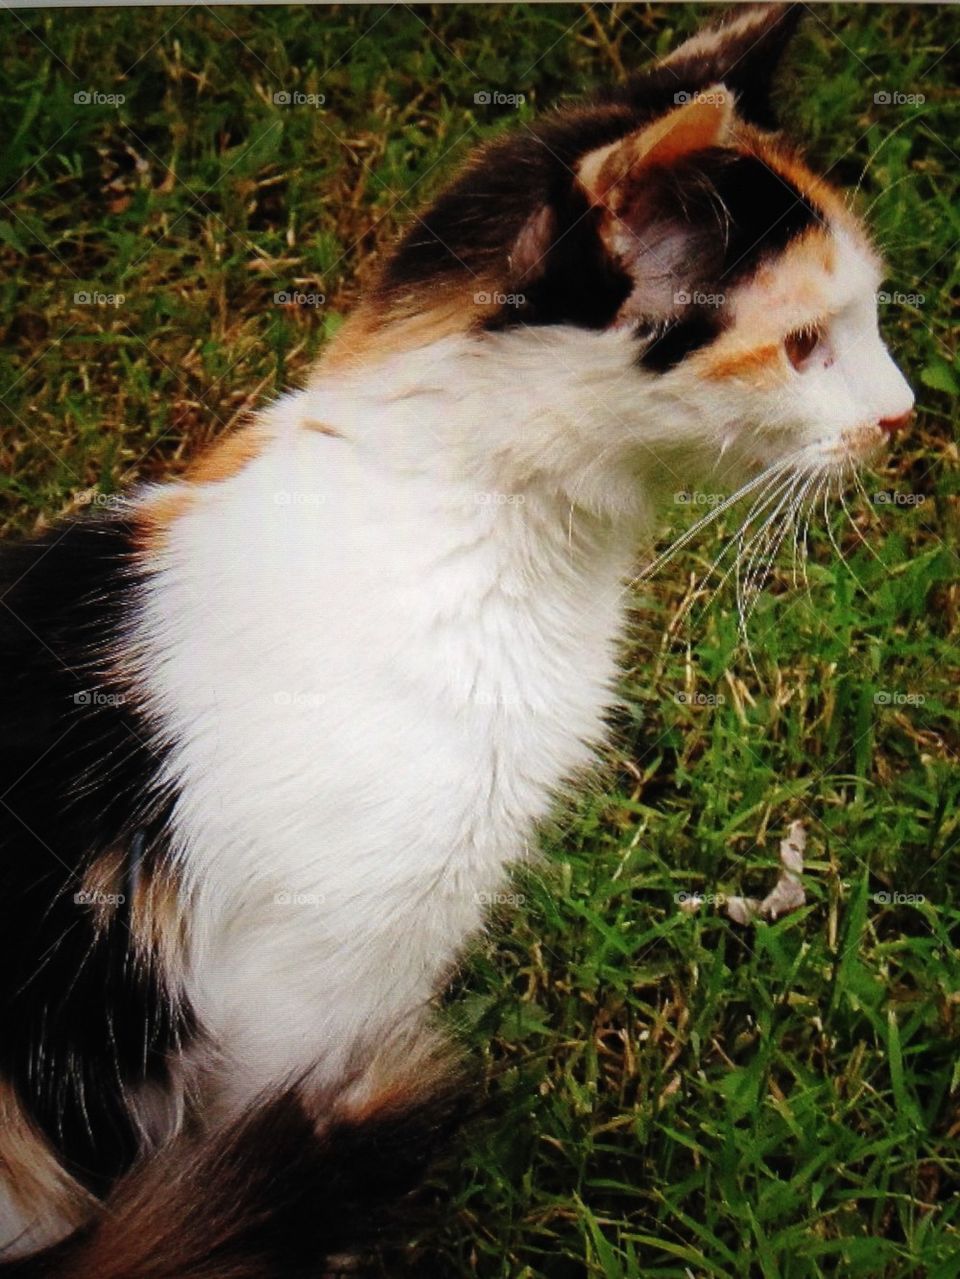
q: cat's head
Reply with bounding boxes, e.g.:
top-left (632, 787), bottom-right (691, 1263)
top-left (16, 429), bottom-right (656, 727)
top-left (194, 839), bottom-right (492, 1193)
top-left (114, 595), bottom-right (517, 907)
top-left (328, 4), bottom-right (913, 509)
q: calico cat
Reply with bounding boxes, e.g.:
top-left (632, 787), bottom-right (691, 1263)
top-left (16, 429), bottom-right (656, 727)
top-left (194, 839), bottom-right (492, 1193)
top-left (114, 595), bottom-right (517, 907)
top-left (0, 5), bottom-right (914, 1276)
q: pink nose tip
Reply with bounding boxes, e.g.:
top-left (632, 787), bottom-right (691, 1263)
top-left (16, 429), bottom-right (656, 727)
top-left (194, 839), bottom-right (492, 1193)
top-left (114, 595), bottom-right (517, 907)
top-left (878, 410), bottom-right (913, 436)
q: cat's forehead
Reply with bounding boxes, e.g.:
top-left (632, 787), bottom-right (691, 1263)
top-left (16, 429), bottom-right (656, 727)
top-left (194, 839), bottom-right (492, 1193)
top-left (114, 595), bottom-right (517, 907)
top-left (728, 222), bottom-right (883, 335)
top-left (690, 224), bottom-right (883, 386)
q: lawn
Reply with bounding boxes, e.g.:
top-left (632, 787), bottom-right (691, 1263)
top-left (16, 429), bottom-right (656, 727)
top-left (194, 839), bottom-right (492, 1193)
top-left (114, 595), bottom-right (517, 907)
top-left (0, 4), bottom-right (957, 1276)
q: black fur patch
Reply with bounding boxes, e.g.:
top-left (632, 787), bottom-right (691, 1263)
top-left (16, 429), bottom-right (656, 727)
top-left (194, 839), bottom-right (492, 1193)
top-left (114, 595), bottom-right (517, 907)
top-left (375, 5), bottom-right (813, 375)
top-left (0, 518), bottom-right (190, 1194)
top-left (3, 1082), bottom-right (469, 1278)
top-left (638, 312), bottom-right (723, 374)
top-left (631, 149), bottom-right (820, 372)
top-left (621, 3), bottom-right (804, 130)
top-left (668, 149), bottom-right (821, 281)
top-left (377, 13), bottom-right (817, 368)
top-left (376, 103), bottom-right (639, 329)
top-left (486, 192), bottom-right (634, 331)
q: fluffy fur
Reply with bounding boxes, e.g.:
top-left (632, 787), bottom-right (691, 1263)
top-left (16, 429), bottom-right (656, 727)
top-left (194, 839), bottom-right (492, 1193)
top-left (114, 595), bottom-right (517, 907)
top-left (0, 5), bottom-right (914, 1273)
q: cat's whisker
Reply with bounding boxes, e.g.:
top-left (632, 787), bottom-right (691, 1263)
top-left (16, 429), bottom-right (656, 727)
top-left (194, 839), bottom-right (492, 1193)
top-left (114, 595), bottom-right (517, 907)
top-left (684, 466), bottom-right (801, 634)
top-left (728, 470), bottom-right (802, 624)
top-left (821, 472), bottom-right (868, 593)
top-left (739, 515), bottom-right (787, 645)
top-left (742, 468), bottom-right (820, 650)
top-left (852, 466), bottom-right (879, 520)
top-left (678, 466), bottom-right (803, 661)
top-left (684, 502), bottom-right (770, 636)
top-left (744, 479), bottom-right (803, 623)
top-left (801, 472), bottom-right (829, 597)
top-left (837, 460), bottom-right (883, 562)
top-left (639, 462), bottom-right (787, 583)
top-left (663, 465), bottom-right (791, 653)
top-left (790, 471), bottom-right (819, 589)
top-left (849, 112), bottom-right (919, 204)
top-left (851, 468), bottom-right (889, 555)
top-left (862, 171), bottom-right (920, 222)
top-left (739, 470), bottom-right (805, 614)
top-left (772, 470), bottom-right (812, 598)
top-left (634, 457), bottom-right (795, 585)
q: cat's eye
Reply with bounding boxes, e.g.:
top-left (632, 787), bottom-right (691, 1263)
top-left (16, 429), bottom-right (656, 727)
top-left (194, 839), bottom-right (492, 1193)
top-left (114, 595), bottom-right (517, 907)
top-left (784, 325), bottom-right (823, 371)
top-left (782, 324), bottom-right (828, 370)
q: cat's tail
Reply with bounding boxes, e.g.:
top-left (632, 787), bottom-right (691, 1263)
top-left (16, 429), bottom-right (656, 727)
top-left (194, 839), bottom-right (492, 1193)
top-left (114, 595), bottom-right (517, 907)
top-left (1, 1056), bottom-right (464, 1279)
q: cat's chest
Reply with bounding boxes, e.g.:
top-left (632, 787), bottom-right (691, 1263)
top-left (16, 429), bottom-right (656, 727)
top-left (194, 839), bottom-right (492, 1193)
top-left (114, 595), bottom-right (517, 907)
top-left (145, 563), bottom-right (622, 879)
top-left (139, 463), bottom-right (632, 887)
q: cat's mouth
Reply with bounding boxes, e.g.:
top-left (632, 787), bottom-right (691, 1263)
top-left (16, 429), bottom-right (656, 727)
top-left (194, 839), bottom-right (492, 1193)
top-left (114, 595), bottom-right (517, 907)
top-left (834, 423), bottom-right (890, 465)
top-left (740, 424), bottom-right (889, 480)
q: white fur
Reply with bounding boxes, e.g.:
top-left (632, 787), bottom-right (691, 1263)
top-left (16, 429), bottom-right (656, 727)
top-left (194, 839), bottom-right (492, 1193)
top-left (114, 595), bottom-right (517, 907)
top-left (0, 1188), bottom-right (72, 1261)
top-left (136, 332), bottom-right (646, 1111)
top-left (661, 5), bottom-right (782, 70)
top-left (132, 225), bottom-right (911, 1115)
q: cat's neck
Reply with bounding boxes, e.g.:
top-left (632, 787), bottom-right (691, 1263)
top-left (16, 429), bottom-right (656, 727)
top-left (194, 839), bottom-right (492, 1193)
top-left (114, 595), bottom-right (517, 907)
top-left (305, 325), bottom-right (683, 530)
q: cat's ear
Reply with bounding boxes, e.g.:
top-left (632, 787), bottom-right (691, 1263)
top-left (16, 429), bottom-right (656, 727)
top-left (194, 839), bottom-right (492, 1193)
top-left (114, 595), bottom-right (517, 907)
top-left (578, 87), bottom-right (735, 211)
top-left (651, 3), bottom-right (802, 129)
top-left (508, 203), bottom-right (557, 285)
top-left (506, 94), bottom-right (733, 293)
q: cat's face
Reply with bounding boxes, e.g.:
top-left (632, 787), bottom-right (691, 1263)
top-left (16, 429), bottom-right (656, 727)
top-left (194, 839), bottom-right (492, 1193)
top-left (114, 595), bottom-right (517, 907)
top-left (595, 144), bottom-right (916, 483)
top-left (339, 4), bottom-right (913, 504)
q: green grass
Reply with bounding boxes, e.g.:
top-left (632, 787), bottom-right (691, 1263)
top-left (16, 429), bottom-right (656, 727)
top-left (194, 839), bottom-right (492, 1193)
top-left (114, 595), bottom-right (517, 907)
top-left (1, 4), bottom-right (958, 1276)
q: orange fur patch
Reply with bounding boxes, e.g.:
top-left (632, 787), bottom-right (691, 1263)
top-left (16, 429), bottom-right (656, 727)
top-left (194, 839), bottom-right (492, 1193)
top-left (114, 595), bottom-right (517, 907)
top-left (133, 487), bottom-right (196, 555)
top-left (301, 420), bottom-right (344, 439)
top-left (0, 1079), bottom-right (97, 1234)
top-left (330, 1024), bottom-right (459, 1126)
top-left (183, 423), bottom-right (266, 486)
top-left (787, 225), bottom-right (838, 276)
top-left (704, 342), bottom-right (781, 381)
top-left (131, 863), bottom-right (188, 981)
top-left (580, 88), bottom-right (734, 208)
top-left (78, 846), bottom-right (126, 932)
top-left (318, 287), bottom-right (495, 375)
top-left (79, 848), bottom-right (186, 979)
top-left (134, 423), bottom-right (269, 553)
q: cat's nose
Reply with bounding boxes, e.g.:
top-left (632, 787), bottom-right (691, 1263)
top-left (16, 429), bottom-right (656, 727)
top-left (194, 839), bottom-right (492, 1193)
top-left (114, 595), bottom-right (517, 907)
top-left (878, 410), bottom-right (913, 436)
